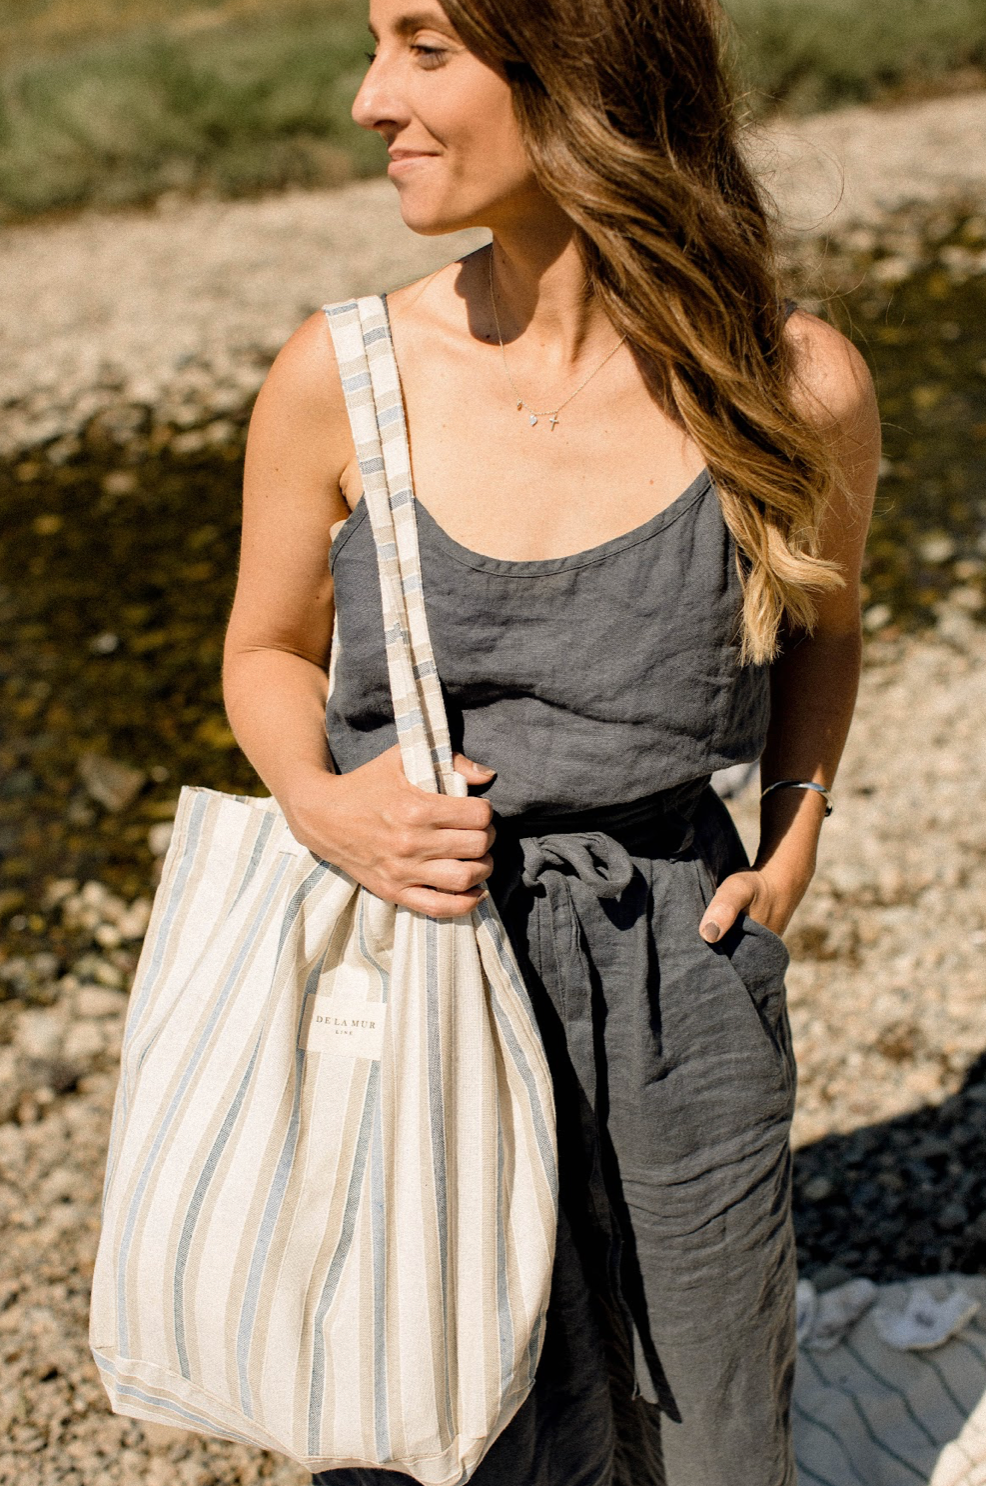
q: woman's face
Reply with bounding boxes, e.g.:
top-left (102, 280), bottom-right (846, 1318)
top-left (352, 0), bottom-right (542, 236)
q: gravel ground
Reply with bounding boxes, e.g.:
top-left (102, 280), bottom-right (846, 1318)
top-left (2, 89), bottom-right (986, 1485)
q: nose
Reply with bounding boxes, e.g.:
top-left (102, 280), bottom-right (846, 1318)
top-left (351, 53), bottom-right (409, 135)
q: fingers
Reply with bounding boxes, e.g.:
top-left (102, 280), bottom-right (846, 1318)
top-left (418, 826), bottom-right (497, 862)
top-left (452, 752), bottom-right (497, 786)
top-left (389, 851), bottom-right (493, 919)
top-left (699, 873), bottom-right (759, 944)
top-left (418, 853), bottom-right (494, 895)
top-left (402, 788), bottom-right (495, 834)
top-left (400, 884), bottom-right (488, 919)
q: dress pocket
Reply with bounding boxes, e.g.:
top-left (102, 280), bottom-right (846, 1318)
top-left (692, 854), bottom-right (794, 1088)
top-left (726, 912), bottom-right (796, 1104)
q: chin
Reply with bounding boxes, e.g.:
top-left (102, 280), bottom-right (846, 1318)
top-left (392, 185), bottom-right (484, 239)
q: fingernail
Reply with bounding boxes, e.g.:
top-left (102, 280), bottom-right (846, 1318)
top-left (701, 922), bottom-right (721, 943)
top-left (476, 765), bottom-right (496, 778)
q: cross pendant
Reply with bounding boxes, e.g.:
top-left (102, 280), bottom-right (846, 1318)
top-left (548, 414), bottom-right (559, 430)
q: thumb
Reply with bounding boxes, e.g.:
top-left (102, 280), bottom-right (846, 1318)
top-left (452, 752), bottom-right (497, 783)
top-left (699, 874), bottom-right (756, 944)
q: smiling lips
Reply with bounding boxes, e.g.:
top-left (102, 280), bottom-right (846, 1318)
top-left (388, 149), bottom-right (439, 171)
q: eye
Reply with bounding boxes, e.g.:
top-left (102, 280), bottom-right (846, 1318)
top-left (412, 43), bottom-right (449, 68)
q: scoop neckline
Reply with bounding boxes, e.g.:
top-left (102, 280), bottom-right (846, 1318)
top-left (331, 468), bottom-right (713, 576)
top-left (411, 468), bottom-right (713, 574)
top-left (329, 290), bottom-right (715, 575)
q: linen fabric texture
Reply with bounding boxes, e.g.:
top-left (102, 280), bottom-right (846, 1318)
top-left (316, 296), bottom-right (798, 1485)
top-left (89, 295), bottom-right (558, 1484)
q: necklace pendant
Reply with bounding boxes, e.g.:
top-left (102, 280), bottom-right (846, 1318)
top-left (516, 401), bottom-right (523, 411)
top-left (529, 413), bottom-right (538, 426)
top-left (549, 413), bottom-right (559, 430)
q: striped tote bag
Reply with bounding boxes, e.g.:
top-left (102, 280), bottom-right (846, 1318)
top-left (90, 295), bottom-right (558, 1484)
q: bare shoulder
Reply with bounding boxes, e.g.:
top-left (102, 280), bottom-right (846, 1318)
top-left (250, 311), bottom-right (350, 460)
top-left (784, 308), bottom-right (879, 440)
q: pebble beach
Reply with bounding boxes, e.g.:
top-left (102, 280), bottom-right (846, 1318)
top-left (0, 90), bottom-right (985, 1484)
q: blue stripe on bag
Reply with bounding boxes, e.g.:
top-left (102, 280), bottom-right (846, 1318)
top-left (116, 856), bottom-right (292, 1356)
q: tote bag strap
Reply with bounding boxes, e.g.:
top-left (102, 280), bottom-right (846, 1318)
top-left (323, 295), bottom-right (461, 797)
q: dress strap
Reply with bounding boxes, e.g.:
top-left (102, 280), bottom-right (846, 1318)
top-left (323, 296), bottom-right (461, 797)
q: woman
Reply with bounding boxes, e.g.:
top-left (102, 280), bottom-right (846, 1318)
top-left (222, 0), bottom-right (880, 1480)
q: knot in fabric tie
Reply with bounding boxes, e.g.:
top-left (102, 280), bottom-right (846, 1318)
top-left (520, 830), bottom-right (635, 899)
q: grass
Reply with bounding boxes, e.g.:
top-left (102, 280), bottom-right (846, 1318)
top-left (0, 0), bottom-right (984, 220)
top-left (726, 0), bottom-right (986, 114)
top-left (0, 2), bottom-right (385, 218)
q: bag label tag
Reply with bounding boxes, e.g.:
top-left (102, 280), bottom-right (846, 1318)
top-left (304, 994), bottom-right (387, 1060)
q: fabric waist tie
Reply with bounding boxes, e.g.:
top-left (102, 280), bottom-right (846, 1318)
top-left (496, 777), bottom-right (711, 898)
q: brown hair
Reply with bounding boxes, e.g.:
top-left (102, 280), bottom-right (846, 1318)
top-left (443, 0), bottom-right (844, 663)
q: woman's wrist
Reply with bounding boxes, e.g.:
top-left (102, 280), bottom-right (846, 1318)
top-left (749, 849), bottom-right (815, 927)
top-left (277, 762), bottom-right (343, 845)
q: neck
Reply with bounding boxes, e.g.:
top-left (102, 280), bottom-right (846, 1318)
top-left (483, 208), bottom-right (615, 367)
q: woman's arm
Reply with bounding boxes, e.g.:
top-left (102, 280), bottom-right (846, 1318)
top-left (222, 312), bottom-right (497, 919)
top-left (699, 312), bottom-right (881, 942)
top-left (223, 312), bottom-right (350, 806)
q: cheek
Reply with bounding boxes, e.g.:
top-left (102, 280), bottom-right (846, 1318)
top-left (430, 70), bottom-right (533, 191)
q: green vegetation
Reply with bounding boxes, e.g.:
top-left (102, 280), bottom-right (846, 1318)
top-left (726, 0), bottom-right (986, 114)
top-left (0, 2), bottom-right (384, 218)
top-left (0, 0), bottom-right (984, 220)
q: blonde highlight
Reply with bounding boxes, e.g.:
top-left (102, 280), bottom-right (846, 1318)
top-left (443, 0), bottom-right (844, 663)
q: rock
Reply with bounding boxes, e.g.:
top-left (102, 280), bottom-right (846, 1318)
top-left (147, 823), bottom-right (174, 857)
top-left (811, 1264), bottom-right (855, 1294)
top-left (30, 952), bottom-right (60, 982)
top-left (93, 960), bottom-right (125, 990)
top-left (934, 603), bottom-right (978, 651)
top-left (918, 533), bottom-right (957, 565)
top-left (73, 954), bottom-right (126, 990)
top-left (13, 1010), bottom-right (65, 1062)
top-left (77, 754), bottom-right (146, 813)
top-left (88, 632), bottom-right (120, 655)
top-left (871, 255), bottom-right (915, 284)
top-left (0, 1048), bottom-right (22, 1123)
top-left (42, 879), bottom-right (78, 910)
top-left (937, 1201), bottom-right (969, 1232)
top-left (74, 987), bottom-right (128, 1020)
top-left (863, 602), bottom-right (893, 633)
top-left (102, 470), bottom-right (139, 497)
top-left (116, 899), bottom-right (152, 939)
top-left (820, 862), bottom-right (876, 899)
top-left (61, 1023), bottom-right (107, 1066)
top-left (949, 585), bottom-right (985, 613)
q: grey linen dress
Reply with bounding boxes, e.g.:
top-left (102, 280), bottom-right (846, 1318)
top-left (314, 423), bottom-right (798, 1485)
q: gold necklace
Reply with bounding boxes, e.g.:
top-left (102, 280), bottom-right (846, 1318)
top-left (487, 250), bottom-right (627, 430)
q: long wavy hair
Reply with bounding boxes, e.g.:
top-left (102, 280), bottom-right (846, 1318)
top-left (443, 0), bottom-right (844, 663)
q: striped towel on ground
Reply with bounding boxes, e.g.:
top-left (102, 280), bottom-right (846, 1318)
top-left (795, 1275), bottom-right (986, 1486)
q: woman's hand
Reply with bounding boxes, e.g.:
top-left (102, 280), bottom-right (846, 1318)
top-left (698, 867), bottom-right (805, 944)
top-left (284, 744), bottom-right (498, 919)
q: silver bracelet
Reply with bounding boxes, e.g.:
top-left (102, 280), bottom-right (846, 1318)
top-left (760, 779), bottom-right (833, 817)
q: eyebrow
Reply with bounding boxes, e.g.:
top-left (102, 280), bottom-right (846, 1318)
top-left (368, 10), bottom-right (459, 39)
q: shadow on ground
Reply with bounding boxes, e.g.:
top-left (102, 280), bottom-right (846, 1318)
top-left (794, 1051), bottom-right (986, 1283)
